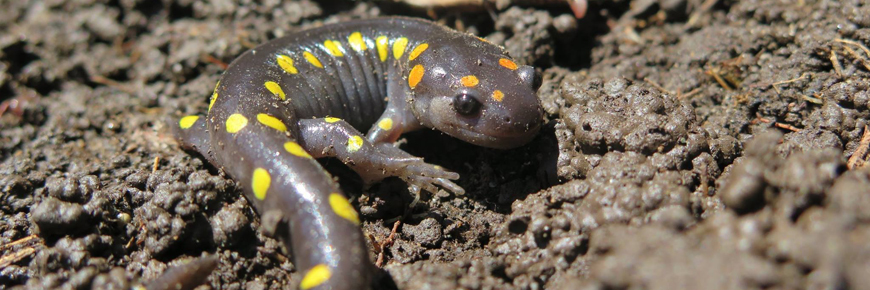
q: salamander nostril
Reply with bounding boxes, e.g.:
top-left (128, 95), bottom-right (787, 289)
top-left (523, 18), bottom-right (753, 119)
top-left (504, 116), bottom-right (511, 123)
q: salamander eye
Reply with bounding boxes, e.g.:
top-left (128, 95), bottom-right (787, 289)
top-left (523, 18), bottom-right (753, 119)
top-left (453, 93), bottom-right (481, 115)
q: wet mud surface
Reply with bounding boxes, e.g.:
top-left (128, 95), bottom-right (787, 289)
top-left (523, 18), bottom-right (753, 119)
top-left (2, 0), bottom-right (870, 289)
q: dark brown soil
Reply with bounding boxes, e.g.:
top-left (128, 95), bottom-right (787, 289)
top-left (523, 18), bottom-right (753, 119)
top-left (2, 0), bottom-right (870, 289)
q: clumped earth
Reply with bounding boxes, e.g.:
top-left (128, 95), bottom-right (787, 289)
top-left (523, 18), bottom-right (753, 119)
top-left (2, 0), bottom-right (870, 289)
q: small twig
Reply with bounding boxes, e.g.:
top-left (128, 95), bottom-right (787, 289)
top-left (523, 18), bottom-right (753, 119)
top-left (750, 116), bottom-right (771, 125)
top-left (699, 161), bottom-right (709, 196)
top-left (833, 39), bottom-right (870, 71)
top-left (152, 156), bottom-right (160, 174)
top-left (841, 45), bottom-right (860, 59)
top-left (0, 247), bottom-right (36, 268)
top-left (847, 125), bottom-right (870, 170)
top-left (0, 235), bottom-right (37, 252)
top-left (643, 78), bottom-right (670, 95)
top-left (834, 39), bottom-right (870, 57)
top-left (840, 45), bottom-right (870, 71)
top-left (375, 220), bottom-right (401, 267)
top-left (830, 50), bottom-right (844, 78)
top-left (751, 116), bottom-right (800, 132)
top-left (707, 69), bottom-right (733, 90)
top-left (774, 122), bottom-right (801, 132)
top-left (202, 55), bottom-right (229, 70)
top-left (801, 94), bottom-right (823, 104)
top-left (678, 87), bottom-right (703, 99)
top-left (125, 233), bottom-right (136, 250)
top-left (126, 217), bottom-right (146, 250)
top-left (771, 73), bottom-right (809, 94)
top-left (90, 75), bottom-right (135, 94)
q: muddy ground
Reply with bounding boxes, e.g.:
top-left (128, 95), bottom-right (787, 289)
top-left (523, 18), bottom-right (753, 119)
top-left (2, 0), bottom-right (870, 289)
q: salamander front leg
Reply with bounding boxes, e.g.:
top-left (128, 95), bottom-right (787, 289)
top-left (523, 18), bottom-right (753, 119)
top-left (297, 117), bottom-right (465, 197)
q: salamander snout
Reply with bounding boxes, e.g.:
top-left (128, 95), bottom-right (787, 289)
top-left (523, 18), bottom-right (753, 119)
top-left (488, 93), bottom-right (543, 149)
top-left (482, 65), bottom-right (543, 149)
top-left (503, 105), bottom-right (543, 134)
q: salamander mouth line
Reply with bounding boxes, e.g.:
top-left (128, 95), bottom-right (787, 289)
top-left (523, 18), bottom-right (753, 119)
top-left (446, 119), bottom-right (541, 139)
top-left (450, 127), bottom-right (537, 148)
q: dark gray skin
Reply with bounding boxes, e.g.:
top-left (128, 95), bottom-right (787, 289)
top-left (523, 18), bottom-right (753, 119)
top-left (145, 255), bottom-right (217, 290)
top-left (172, 17), bottom-right (542, 290)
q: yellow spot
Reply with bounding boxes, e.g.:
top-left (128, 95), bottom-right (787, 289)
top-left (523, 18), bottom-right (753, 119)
top-left (376, 36), bottom-right (388, 62)
top-left (304, 51), bottom-right (323, 68)
top-left (409, 43), bottom-right (428, 61)
top-left (225, 114), bottom-right (248, 133)
top-left (324, 117), bottom-right (341, 123)
top-left (323, 40), bottom-right (344, 57)
top-left (284, 141), bottom-right (312, 159)
top-left (492, 90), bottom-right (504, 102)
top-left (329, 193), bottom-right (360, 224)
top-left (377, 118), bottom-right (393, 131)
top-left (476, 36), bottom-right (489, 43)
top-left (348, 32), bottom-right (367, 52)
top-left (408, 64), bottom-right (424, 89)
top-left (300, 264), bottom-right (331, 290)
top-left (208, 81), bottom-right (220, 112)
top-left (392, 37), bottom-right (408, 59)
top-left (252, 168), bottom-right (270, 200)
top-left (346, 135), bottom-right (364, 153)
top-left (460, 75), bottom-right (479, 87)
top-left (499, 58), bottom-right (518, 70)
top-left (264, 81), bottom-right (286, 100)
top-left (257, 113), bottom-right (287, 132)
top-left (179, 115), bottom-right (199, 129)
top-left (277, 55), bottom-right (298, 74)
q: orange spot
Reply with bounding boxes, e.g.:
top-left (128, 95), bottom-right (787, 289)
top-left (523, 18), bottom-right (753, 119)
top-left (408, 64), bottom-right (424, 89)
top-left (499, 58), bottom-right (518, 70)
top-left (460, 75), bottom-right (479, 87)
top-left (492, 90), bottom-right (504, 102)
top-left (409, 43), bottom-right (428, 61)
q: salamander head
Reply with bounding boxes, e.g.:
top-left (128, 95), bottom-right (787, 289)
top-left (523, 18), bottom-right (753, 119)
top-left (407, 43), bottom-right (543, 149)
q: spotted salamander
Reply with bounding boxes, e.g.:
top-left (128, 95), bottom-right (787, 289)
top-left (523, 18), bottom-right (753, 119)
top-left (171, 17), bottom-right (543, 290)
